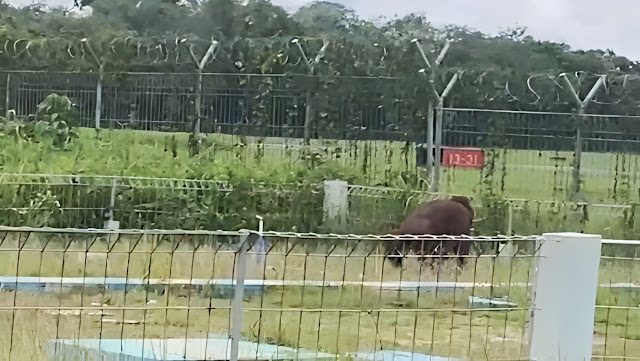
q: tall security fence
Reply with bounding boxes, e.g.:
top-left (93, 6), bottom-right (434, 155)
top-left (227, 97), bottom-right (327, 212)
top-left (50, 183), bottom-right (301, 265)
top-left (4, 71), bottom-right (640, 204)
top-left (2, 71), bottom-right (412, 141)
top-left (4, 71), bottom-right (640, 150)
top-left (442, 108), bottom-right (640, 154)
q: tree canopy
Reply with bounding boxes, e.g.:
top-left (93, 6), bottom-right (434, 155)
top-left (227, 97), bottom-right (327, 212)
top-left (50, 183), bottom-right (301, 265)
top-left (2, 0), bottom-right (640, 115)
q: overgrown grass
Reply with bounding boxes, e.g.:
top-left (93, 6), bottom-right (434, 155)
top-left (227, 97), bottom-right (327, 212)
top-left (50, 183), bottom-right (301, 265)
top-left (2, 127), bottom-right (639, 206)
top-left (0, 128), bottom-right (420, 187)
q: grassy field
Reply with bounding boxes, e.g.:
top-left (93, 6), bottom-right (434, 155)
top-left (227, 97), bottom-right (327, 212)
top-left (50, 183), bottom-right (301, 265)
top-left (1, 127), bottom-right (639, 204)
top-left (2, 127), bottom-right (640, 237)
top-left (0, 233), bottom-right (638, 360)
top-left (0, 128), bottom-right (418, 187)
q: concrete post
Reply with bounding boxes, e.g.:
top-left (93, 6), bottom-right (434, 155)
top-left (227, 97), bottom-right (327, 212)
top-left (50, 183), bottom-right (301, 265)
top-left (524, 232), bottom-right (602, 361)
top-left (323, 180), bottom-right (348, 227)
top-left (103, 178), bottom-right (119, 230)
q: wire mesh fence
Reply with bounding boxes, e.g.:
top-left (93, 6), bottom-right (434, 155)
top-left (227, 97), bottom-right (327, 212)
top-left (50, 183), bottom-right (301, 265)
top-left (0, 173), bottom-right (326, 232)
top-left (5, 71), bottom-right (640, 206)
top-left (345, 183), bottom-right (640, 240)
top-left (0, 227), bottom-right (541, 361)
top-left (0, 173), bottom-right (233, 229)
top-left (442, 108), bottom-right (640, 154)
top-left (2, 71), bottom-right (413, 141)
top-left (594, 239), bottom-right (640, 360)
top-left (439, 108), bottom-right (640, 204)
top-left (1, 173), bottom-right (639, 240)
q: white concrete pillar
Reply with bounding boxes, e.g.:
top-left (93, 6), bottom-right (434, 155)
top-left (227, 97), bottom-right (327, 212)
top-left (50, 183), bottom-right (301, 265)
top-left (525, 232), bottom-right (602, 361)
top-left (323, 180), bottom-right (348, 226)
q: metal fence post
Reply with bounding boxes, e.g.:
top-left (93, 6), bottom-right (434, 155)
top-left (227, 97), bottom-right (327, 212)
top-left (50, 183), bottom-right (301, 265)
top-left (303, 90), bottom-right (312, 145)
top-left (194, 72), bottom-right (203, 136)
top-left (572, 109), bottom-right (584, 198)
top-left (5, 73), bottom-right (10, 116)
top-left (523, 232), bottom-right (602, 361)
top-left (230, 233), bottom-right (250, 361)
top-left (426, 99), bottom-right (434, 181)
top-left (433, 98), bottom-right (444, 192)
top-left (95, 67), bottom-right (103, 130)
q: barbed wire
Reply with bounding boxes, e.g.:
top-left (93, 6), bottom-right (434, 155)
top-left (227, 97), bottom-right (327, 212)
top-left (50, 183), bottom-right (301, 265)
top-left (443, 107), bottom-right (640, 119)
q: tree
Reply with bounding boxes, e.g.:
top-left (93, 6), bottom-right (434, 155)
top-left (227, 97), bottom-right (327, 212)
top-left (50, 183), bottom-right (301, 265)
top-left (1, 0), bottom-right (639, 119)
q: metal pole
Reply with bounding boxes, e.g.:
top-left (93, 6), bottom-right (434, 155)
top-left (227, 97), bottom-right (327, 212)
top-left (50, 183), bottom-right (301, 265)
top-left (230, 234), bottom-right (249, 361)
top-left (426, 99), bottom-right (434, 181)
top-left (303, 90), bottom-right (312, 145)
top-left (195, 72), bottom-right (202, 136)
top-left (95, 66), bottom-right (103, 130)
top-left (433, 98), bottom-right (444, 192)
top-left (109, 178), bottom-right (117, 222)
top-left (572, 108), bottom-right (584, 197)
top-left (558, 74), bottom-right (604, 200)
top-left (5, 73), bottom-right (10, 117)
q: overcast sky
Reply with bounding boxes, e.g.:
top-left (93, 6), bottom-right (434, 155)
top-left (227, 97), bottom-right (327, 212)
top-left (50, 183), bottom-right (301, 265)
top-left (7, 0), bottom-right (639, 61)
top-left (274, 0), bottom-right (639, 60)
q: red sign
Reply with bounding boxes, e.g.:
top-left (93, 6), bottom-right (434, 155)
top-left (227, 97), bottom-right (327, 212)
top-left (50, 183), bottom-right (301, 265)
top-left (441, 146), bottom-right (485, 169)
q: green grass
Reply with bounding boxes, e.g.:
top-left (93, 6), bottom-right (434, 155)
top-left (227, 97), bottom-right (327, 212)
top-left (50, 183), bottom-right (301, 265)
top-left (2, 127), bottom-right (639, 206)
top-left (443, 149), bottom-right (640, 204)
top-left (0, 128), bottom-right (419, 187)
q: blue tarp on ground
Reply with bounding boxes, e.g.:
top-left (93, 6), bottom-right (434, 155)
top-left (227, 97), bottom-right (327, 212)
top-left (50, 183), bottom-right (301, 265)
top-left (46, 336), bottom-right (460, 361)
